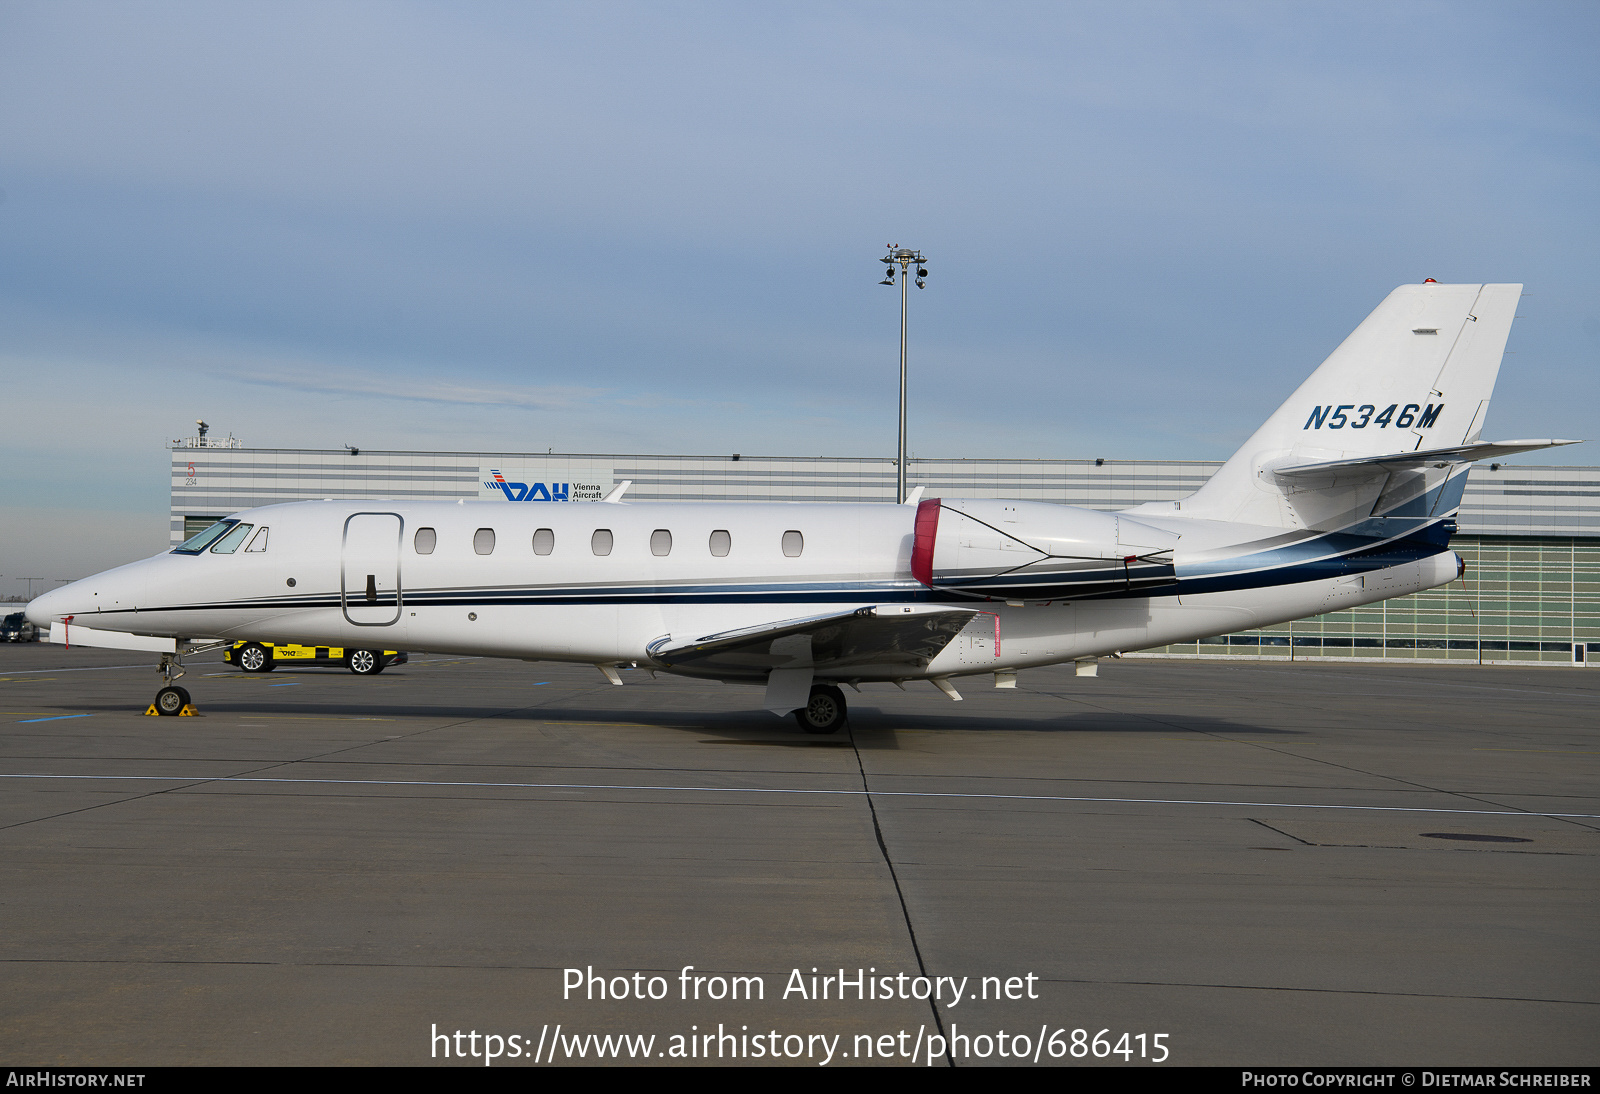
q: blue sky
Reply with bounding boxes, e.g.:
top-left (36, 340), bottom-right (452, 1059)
top-left (1, 1), bottom-right (1597, 583)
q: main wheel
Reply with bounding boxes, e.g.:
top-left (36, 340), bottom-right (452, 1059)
top-left (154, 685), bottom-right (191, 716)
top-left (237, 643), bottom-right (273, 672)
top-left (794, 685), bottom-right (848, 734)
top-left (347, 649), bottom-right (382, 675)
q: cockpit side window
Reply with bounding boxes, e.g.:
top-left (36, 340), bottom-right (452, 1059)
top-left (173, 519), bottom-right (237, 554)
top-left (244, 527), bottom-right (269, 552)
top-left (209, 523), bottom-right (255, 554)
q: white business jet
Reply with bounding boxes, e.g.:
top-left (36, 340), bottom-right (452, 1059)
top-left (26, 283), bottom-right (1577, 731)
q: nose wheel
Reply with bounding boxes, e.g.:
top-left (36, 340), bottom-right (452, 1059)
top-left (153, 685), bottom-right (192, 716)
top-left (146, 651), bottom-right (200, 715)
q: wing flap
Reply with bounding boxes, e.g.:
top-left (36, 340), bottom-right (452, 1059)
top-left (647, 605), bottom-right (979, 680)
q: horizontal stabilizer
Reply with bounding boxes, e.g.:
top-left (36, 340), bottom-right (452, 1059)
top-left (648, 604), bottom-right (977, 681)
top-left (1274, 439), bottom-right (1581, 477)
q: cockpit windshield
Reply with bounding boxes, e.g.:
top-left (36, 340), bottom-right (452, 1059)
top-left (209, 523), bottom-right (254, 554)
top-left (173, 520), bottom-right (237, 554)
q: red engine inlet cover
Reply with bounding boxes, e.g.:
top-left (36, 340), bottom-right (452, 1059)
top-left (911, 497), bottom-right (941, 587)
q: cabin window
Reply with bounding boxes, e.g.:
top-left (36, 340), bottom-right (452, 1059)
top-left (533, 528), bottom-right (554, 555)
top-left (651, 529), bottom-right (672, 556)
top-left (244, 527), bottom-right (269, 552)
top-left (709, 529), bottom-right (731, 557)
top-left (209, 523), bottom-right (255, 554)
top-left (414, 527), bottom-right (436, 555)
top-left (782, 530), bottom-right (804, 557)
top-left (592, 529), bottom-right (613, 556)
top-left (474, 528), bottom-right (496, 555)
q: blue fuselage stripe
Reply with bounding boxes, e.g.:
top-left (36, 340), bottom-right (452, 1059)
top-left (87, 521), bottom-right (1456, 617)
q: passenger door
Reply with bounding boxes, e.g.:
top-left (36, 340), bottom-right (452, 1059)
top-left (342, 513), bottom-right (402, 626)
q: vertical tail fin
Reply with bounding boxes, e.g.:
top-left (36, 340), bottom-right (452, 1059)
top-left (1181, 282), bottom-right (1521, 529)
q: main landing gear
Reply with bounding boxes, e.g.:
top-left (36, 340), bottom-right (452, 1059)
top-left (794, 684), bottom-right (848, 734)
top-left (146, 651), bottom-right (198, 716)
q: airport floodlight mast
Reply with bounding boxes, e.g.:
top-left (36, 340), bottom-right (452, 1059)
top-left (880, 244), bottom-right (927, 504)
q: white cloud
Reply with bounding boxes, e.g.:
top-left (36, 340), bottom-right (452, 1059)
top-left (235, 368), bottom-right (606, 411)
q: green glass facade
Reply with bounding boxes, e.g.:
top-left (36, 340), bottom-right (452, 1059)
top-left (1143, 535), bottom-right (1600, 665)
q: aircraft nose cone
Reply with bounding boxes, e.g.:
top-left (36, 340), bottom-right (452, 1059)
top-left (25, 586), bottom-right (69, 627)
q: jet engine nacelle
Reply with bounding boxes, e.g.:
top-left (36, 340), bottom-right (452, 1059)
top-left (911, 498), bottom-right (1179, 601)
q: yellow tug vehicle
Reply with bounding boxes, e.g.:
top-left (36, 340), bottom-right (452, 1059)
top-left (225, 641), bottom-right (408, 676)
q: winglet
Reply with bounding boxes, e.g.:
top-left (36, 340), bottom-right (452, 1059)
top-left (600, 480), bottom-right (632, 503)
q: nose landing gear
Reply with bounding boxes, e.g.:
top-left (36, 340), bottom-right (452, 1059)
top-left (145, 651), bottom-right (200, 716)
top-left (151, 685), bottom-right (193, 716)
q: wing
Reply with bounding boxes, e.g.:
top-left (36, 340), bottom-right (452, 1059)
top-left (646, 604), bottom-right (980, 681)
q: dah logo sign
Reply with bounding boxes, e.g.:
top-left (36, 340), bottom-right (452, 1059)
top-left (483, 470), bottom-right (607, 502)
